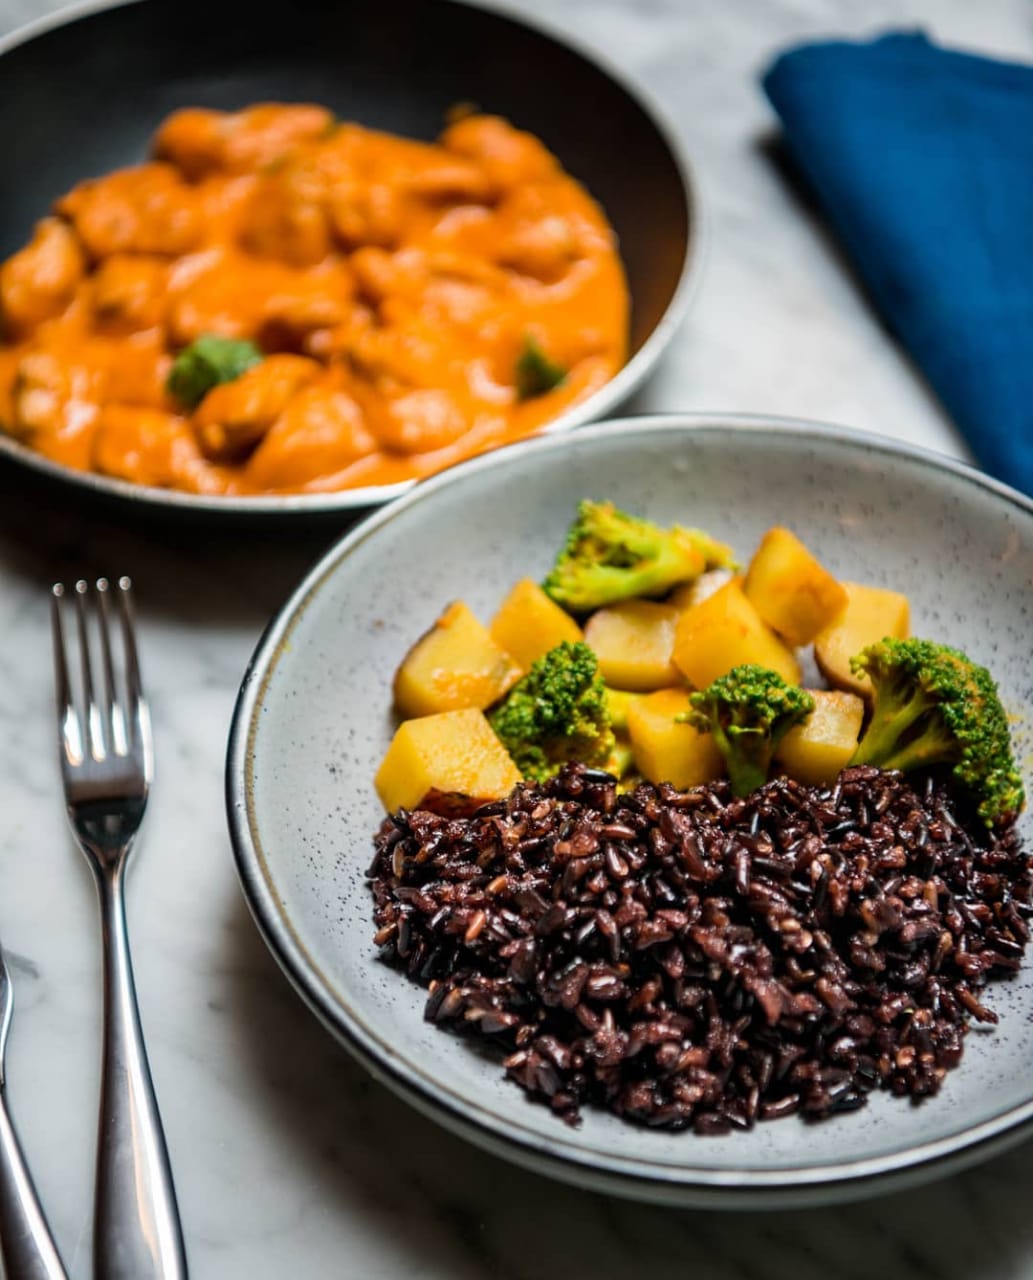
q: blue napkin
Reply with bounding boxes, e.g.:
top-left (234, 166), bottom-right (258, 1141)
top-left (763, 31), bottom-right (1033, 497)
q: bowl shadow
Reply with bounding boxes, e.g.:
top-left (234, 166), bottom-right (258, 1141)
top-left (221, 889), bottom-right (1033, 1280)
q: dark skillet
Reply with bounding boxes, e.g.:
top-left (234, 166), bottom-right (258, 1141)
top-left (0, 0), bottom-right (697, 517)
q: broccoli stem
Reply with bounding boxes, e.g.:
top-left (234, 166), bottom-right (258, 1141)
top-left (850, 690), bottom-right (940, 769)
top-left (871, 735), bottom-right (956, 774)
top-left (712, 727), bottom-right (770, 797)
top-left (727, 759), bottom-right (769, 797)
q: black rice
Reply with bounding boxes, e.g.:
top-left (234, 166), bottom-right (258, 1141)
top-left (367, 764), bottom-right (1030, 1132)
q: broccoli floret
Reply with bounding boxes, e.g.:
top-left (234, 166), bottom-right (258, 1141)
top-left (514, 336), bottom-right (567, 400)
top-left (542, 500), bottom-right (736, 613)
top-left (167, 334), bottom-right (263, 409)
top-left (685, 664), bottom-right (815, 797)
top-left (489, 640), bottom-right (615, 782)
top-left (848, 638), bottom-right (1024, 827)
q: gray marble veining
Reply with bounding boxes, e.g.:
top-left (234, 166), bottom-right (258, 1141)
top-left (1, 0), bottom-right (1032, 1276)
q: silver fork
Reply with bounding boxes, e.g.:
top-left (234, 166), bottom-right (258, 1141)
top-left (51, 578), bottom-right (187, 1280)
top-left (0, 940), bottom-right (68, 1279)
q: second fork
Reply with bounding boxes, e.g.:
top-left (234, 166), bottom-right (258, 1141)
top-left (51, 578), bottom-right (187, 1280)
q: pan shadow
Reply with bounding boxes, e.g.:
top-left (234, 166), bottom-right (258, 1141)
top-left (0, 460), bottom-right (356, 630)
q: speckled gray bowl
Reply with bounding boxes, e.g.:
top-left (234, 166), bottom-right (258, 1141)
top-left (227, 414), bottom-right (1033, 1208)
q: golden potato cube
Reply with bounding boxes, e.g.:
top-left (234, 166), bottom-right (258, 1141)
top-left (584, 600), bottom-right (681, 691)
top-left (374, 708), bottom-right (522, 813)
top-left (667, 568), bottom-right (734, 612)
top-left (775, 690), bottom-right (865, 786)
top-left (489, 577), bottom-right (582, 672)
top-left (626, 688), bottom-right (724, 790)
top-left (393, 600), bottom-right (522, 718)
top-left (672, 578), bottom-right (801, 688)
top-left (814, 582), bottom-right (911, 697)
top-left (743, 527), bottom-right (848, 646)
top-left (605, 687), bottom-right (643, 732)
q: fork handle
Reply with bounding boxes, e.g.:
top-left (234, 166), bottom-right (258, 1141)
top-left (0, 1085), bottom-right (68, 1279)
top-left (94, 868), bottom-right (188, 1280)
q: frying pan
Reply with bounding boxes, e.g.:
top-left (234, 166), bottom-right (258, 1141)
top-left (0, 0), bottom-right (698, 516)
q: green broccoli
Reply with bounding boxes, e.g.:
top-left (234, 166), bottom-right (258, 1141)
top-left (514, 335), bottom-right (567, 400)
top-left (685, 664), bottom-right (815, 797)
top-left (489, 640), bottom-right (615, 782)
top-left (167, 334), bottom-right (263, 409)
top-left (848, 637), bottom-right (1024, 826)
top-left (542, 499), bottom-right (737, 613)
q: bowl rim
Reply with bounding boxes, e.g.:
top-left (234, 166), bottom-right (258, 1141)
top-left (0, 0), bottom-right (703, 516)
top-left (226, 411), bottom-right (1033, 1205)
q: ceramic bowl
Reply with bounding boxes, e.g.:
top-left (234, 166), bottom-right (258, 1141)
top-left (227, 414), bottom-right (1033, 1206)
top-left (0, 0), bottom-right (696, 517)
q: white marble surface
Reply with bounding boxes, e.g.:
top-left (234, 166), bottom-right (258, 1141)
top-left (0, 0), bottom-right (1032, 1276)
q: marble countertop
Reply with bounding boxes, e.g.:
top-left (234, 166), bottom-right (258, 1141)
top-left (1, 0), bottom-right (1032, 1275)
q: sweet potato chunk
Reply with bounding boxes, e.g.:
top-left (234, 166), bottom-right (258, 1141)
top-left (626, 687), bottom-right (723, 790)
top-left (743, 527), bottom-right (848, 646)
top-left (374, 708), bottom-right (521, 813)
top-left (814, 583), bottom-right (911, 697)
top-left (672, 578), bottom-right (800, 688)
top-left (489, 578), bottom-right (582, 672)
top-left (583, 600), bottom-right (680, 691)
top-left (393, 601), bottom-right (522, 718)
top-left (775, 689), bottom-right (865, 786)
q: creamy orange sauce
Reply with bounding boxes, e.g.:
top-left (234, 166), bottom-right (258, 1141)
top-left (0, 104), bottom-right (628, 496)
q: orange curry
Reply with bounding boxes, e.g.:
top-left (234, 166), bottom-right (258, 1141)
top-left (0, 105), bottom-right (628, 496)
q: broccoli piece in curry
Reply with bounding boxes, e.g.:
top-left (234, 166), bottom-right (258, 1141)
top-left (167, 334), bottom-right (263, 409)
top-left (514, 335), bottom-right (567, 400)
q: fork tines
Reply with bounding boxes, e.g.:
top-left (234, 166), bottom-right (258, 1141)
top-left (50, 577), bottom-right (145, 767)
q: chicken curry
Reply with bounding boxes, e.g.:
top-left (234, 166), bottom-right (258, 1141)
top-left (0, 104), bottom-right (628, 496)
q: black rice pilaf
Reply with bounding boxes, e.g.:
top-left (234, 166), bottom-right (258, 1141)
top-left (368, 764), bottom-right (1030, 1132)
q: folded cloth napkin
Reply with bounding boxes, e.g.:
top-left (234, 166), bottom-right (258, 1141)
top-left (763, 31), bottom-right (1033, 497)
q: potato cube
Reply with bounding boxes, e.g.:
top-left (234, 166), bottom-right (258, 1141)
top-left (393, 600), bottom-right (521, 718)
top-left (626, 687), bottom-right (724, 790)
top-left (489, 577), bottom-right (582, 672)
top-left (584, 600), bottom-right (680, 690)
top-left (604, 687), bottom-right (643, 732)
top-left (667, 568), bottom-right (734, 612)
top-left (743, 527), bottom-right (848, 646)
top-left (814, 582), bottom-right (911, 697)
top-left (775, 690), bottom-right (865, 786)
top-left (374, 708), bottom-right (522, 813)
top-left (672, 578), bottom-right (800, 688)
